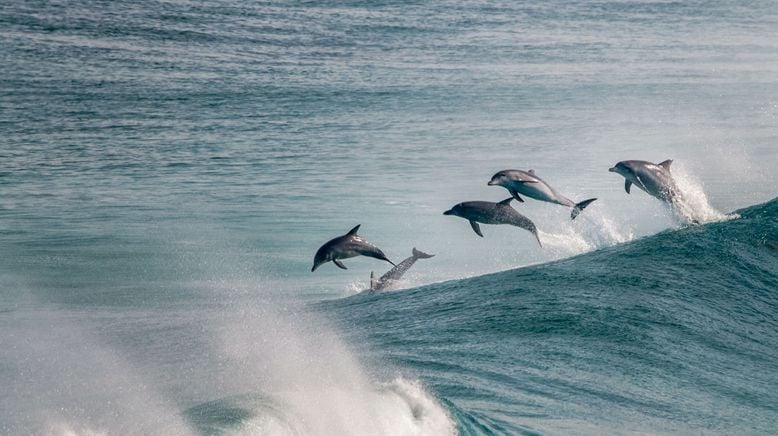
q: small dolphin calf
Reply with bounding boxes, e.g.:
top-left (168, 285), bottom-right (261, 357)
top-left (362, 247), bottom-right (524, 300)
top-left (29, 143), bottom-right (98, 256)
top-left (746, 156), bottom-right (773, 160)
top-left (370, 248), bottom-right (434, 292)
top-left (444, 198), bottom-right (542, 246)
top-left (488, 169), bottom-right (597, 219)
top-left (608, 159), bottom-right (680, 204)
top-left (312, 225), bottom-right (396, 272)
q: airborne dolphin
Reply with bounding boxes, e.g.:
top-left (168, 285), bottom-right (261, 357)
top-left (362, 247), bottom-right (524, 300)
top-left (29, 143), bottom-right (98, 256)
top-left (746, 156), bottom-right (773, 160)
top-left (312, 225), bottom-right (396, 272)
top-left (488, 169), bottom-right (597, 219)
top-left (608, 159), bottom-right (681, 203)
top-left (609, 159), bottom-right (703, 223)
top-left (443, 198), bottom-right (542, 247)
top-left (369, 248), bottom-right (434, 292)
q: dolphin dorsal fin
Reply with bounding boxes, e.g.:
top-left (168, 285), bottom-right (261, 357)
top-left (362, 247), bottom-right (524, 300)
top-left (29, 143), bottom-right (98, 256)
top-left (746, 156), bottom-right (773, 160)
top-left (498, 197), bottom-right (514, 206)
top-left (528, 169), bottom-right (535, 174)
top-left (658, 159), bottom-right (673, 170)
top-left (347, 224), bottom-right (361, 235)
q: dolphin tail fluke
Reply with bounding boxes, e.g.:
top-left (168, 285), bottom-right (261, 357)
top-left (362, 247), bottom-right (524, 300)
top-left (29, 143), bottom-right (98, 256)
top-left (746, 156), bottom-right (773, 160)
top-left (571, 198), bottom-right (597, 220)
top-left (412, 247), bottom-right (435, 259)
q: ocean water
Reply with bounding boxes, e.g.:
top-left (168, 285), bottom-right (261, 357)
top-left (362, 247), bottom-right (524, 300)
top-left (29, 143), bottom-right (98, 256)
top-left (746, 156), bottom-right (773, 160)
top-left (1, 0), bottom-right (777, 434)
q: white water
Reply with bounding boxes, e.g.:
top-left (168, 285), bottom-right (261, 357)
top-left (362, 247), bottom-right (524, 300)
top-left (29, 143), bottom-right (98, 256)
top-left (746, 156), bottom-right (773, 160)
top-left (216, 304), bottom-right (456, 435)
top-left (227, 378), bottom-right (455, 436)
top-left (671, 163), bottom-right (737, 224)
top-left (2, 290), bottom-right (454, 435)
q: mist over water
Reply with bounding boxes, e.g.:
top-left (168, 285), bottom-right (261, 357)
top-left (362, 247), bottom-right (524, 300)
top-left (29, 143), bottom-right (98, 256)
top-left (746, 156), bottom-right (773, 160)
top-left (2, 0), bottom-right (777, 434)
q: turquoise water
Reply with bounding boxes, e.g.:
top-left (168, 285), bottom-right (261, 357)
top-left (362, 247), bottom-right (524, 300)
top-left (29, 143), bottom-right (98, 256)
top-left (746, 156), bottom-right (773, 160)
top-left (2, 1), bottom-right (777, 434)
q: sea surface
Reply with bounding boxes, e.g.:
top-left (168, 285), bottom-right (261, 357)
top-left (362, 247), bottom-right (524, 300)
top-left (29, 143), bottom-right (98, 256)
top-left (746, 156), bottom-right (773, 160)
top-left (1, 0), bottom-right (777, 434)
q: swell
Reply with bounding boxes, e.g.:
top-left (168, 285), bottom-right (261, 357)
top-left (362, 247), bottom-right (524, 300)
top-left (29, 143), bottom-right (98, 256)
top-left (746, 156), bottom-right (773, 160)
top-left (323, 198), bottom-right (778, 434)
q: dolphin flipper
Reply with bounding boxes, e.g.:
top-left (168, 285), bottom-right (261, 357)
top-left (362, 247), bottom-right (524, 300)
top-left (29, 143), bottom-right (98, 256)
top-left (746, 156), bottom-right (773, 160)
top-left (469, 220), bottom-right (484, 237)
top-left (333, 259), bottom-right (348, 270)
top-left (509, 189), bottom-right (524, 202)
top-left (625, 180), bottom-right (632, 194)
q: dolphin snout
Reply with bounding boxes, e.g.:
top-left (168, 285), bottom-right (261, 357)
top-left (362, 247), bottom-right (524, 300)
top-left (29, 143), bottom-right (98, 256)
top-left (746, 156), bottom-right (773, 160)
top-left (443, 209), bottom-right (453, 215)
top-left (487, 180), bottom-right (497, 186)
top-left (608, 167), bottom-right (617, 173)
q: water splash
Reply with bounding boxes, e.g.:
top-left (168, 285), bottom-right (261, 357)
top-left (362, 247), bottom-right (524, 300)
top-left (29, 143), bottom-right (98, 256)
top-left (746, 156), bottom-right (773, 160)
top-left (671, 164), bottom-right (737, 224)
top-left (218, 378), bottom-right (456, 436)
top-left (0, 306), bottom-right (193, 435)
top-left (45, 424), bottom-right (108, 436)
top-left (538, 212), bottom-right (636, 259)
top-left (212, 304), bottom-right (456, 436)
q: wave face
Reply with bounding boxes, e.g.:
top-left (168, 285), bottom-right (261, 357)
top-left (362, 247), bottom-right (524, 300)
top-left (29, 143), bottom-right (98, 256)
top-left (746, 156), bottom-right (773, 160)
top-left (324, 199), bottom-right (778, 434)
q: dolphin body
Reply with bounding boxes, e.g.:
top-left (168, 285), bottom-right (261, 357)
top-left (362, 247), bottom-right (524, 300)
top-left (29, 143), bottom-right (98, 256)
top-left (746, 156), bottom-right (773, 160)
top-left (443, 198), bottom-right (542, 247)
top-left (609, 159), bottom-right (702, 224)
top-left (608, 159), bottom-right (681, 203)
top-left (369, 248), bottom-right (434, 292)
top-left (312, 225), bottom-right (396, 272)
top-left (488, 169), bottom-right (597, 219)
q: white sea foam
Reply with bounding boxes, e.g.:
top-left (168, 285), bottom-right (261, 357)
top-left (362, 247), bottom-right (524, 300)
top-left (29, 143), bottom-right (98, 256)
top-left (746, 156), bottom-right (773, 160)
top-left (218, 305), bottom-right (456, 436)
top-left (228, 377), bottom-right (455, 436)
top-left (45, 424), bottom-right (108, 436)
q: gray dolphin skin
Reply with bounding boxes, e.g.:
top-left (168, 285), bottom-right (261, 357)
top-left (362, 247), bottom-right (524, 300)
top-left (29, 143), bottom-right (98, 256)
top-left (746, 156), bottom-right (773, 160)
top-left (311, 225), bottom-right (396, 272)
top-left (370, 248), bottom-right (434, 292)
top-left (608, 159), bottom-right (680, 204)
top-left (488, 169), bottom-right (597, 219)
top-left (444, 198), bottom-right (542, 247)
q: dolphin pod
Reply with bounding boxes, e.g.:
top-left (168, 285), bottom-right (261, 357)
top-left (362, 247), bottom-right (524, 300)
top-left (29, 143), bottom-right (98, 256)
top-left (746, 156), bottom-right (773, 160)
top-left (313, 159), bottom-right (689, 288)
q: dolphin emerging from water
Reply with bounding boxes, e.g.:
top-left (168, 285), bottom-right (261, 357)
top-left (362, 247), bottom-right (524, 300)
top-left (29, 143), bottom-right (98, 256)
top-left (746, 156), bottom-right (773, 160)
top-left (608, 159), bottom-right (681, 204)
top-left (444, 198), bottom-right (542, 247)
top-left (610, 159), bottom-right (702, 224)
top-left (369, 248), bottom-right (434, 292)
top-left (488, 169), bottom-right (597, 219)
top-left (312, 225), bottom-right (396, 272)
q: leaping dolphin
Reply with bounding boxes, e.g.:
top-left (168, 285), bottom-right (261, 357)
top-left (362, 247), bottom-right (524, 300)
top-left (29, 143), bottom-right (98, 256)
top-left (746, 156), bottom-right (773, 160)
top-left (443, 198), bottom-right (542, 247)
top-left (488, 169), bottom-right (597, 219)
top-left (312, 225), bottom-right (396, 272)
top-left (608, 159), bottom-right (681, 204)
top-left (370, 248), bottom-right (434, 292)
